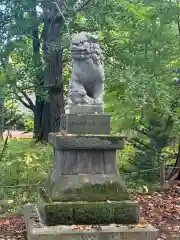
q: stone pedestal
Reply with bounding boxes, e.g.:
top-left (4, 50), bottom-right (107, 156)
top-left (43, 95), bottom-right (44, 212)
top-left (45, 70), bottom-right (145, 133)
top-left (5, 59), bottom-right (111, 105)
top-left (25, 108), bottom-right (158, 239)
top-left (47, 133), bottom-right (125, 203)
top-left (35, 111), bottom-right (141, 227)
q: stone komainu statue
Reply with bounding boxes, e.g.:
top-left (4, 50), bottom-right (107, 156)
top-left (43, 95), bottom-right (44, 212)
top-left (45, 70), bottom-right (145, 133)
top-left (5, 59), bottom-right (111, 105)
top-left (67, 32), bottom-right (105, 105)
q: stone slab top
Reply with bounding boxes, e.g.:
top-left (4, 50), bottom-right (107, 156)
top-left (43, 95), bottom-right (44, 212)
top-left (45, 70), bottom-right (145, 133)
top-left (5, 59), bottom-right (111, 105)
top-left (32, 224), bottom-right (158, 235)
top-left (48, 133), bottom-right (124, 150)
top-left (61, 113), bottom-right (110, 116)
top-left (65, 104), bottom-right (104, 114)
top-left (49, 200), bottom-right (139, 205)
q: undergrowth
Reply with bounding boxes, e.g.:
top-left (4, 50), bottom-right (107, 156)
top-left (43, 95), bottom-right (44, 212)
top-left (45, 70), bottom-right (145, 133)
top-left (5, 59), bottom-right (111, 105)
top-left (0, 139), bottom-right (176, 215)
top-left (0, 139), bottom-right (53, 214)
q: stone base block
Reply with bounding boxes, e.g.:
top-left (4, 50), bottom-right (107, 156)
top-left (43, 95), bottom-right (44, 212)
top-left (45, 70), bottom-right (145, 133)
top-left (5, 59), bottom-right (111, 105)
top-left (38, 188), bottom-right (137, 226)
top-left (24, 204), bottom-right (158, 240)
top-left (60, 114), bottom-right (111, 135)
top-left (47, 175), bottom-right (128, 201)
top-left (65, 104), bottom-right (104, 114)
top-left (48, 133), bottom-right (124, 150)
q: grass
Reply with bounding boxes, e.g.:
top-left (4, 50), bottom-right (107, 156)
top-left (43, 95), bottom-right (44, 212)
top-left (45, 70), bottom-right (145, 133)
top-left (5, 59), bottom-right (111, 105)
top-left (0, 139), bottom-right (53, 214)
top-left (0, 138), bottom-right (175, 214)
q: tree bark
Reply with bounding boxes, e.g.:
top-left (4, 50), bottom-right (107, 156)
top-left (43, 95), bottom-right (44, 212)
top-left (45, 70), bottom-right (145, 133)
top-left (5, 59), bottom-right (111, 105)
top-left (43, 7), bottom-right (65, 134)
top-left (0, 92), bottom-right (4, 141)
top-left (168, 142), bottom-right (180, 180)
top-left (31, 1), bottom-right (52, 141)
top-left (49, 85), bottom-right (64, 132)
top-left (38, 0), bottom-right (95, 138)
top-left (35, 100), bottom-right (51, 142)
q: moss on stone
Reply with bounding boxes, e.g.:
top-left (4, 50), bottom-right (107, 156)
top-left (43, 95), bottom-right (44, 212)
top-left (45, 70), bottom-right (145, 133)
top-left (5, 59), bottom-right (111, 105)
top-left (38, 199), bottom-right (139, 226)
top-left (113, 204), bottom-right (140, 224)
top-left (73, 202), bottom-right (114, 225)
top-left (52, 181), bottom-right (130, 202)
top-left (46, 204), bottom-right (74, 226)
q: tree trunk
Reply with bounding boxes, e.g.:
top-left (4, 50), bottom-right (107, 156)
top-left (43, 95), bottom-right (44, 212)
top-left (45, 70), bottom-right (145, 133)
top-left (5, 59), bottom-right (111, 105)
top-left (168, 142), bottom-right (180, 180)
top-left (34, 100), bottom-right (51, 141)
top-left (49, 86), bottom-right (64, 132)
top-left (0, 92), bottom-right (4, 141)
top-left (43, 13), bottom-right (65, 134)
top-left (31, 1), bottom-right (52, 141)
top-left (39, 0), bottom-right (93, 137)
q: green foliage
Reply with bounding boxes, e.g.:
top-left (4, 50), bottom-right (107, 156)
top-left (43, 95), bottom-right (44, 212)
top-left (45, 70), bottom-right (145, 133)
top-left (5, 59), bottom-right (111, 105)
top-left (0, 140), bottom-right (53, 185)
top-left (3, 97), bottom-right (34, 130)
top-left (0, 0), bottom-right (180, 213)
top-left (4, 97), bottom-right (24, 129)
top-left (97, 1), bottom-right (180, 169)
top-left (1, 0), bottom-right (179, 139)
top-left (24, 115), bottom-right (34, 132)
top-left (0, 139), bottom-right (53, 213)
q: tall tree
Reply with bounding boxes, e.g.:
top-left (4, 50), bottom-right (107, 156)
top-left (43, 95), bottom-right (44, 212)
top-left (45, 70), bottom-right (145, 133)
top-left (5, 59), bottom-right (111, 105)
top-left (0, 0), bottom-right (89, 140)
top-left (0, 91), bottom-right (4, 141)
top-left (83, 0), bottom-right (180, 171)
top-left (39, 0), bottom-right (94, 137)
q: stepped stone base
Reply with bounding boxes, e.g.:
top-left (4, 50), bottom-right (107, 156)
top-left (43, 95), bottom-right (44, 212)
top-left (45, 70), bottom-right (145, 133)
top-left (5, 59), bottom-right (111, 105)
top-left (38, 188), bottom-right (138, 226)
top-left (48, 134), bottom-right (124, 150)
top-left (24, 204), bottom-right (158, 240)
top-left (60, 114), bottom-right (111, 135)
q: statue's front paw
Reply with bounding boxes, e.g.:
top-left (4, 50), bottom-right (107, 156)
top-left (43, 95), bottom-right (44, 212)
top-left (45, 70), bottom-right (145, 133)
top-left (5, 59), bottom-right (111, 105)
top-left (94, 98), bottom-right (103, 105)
top-left (83, 96), bottom-right (94, 104)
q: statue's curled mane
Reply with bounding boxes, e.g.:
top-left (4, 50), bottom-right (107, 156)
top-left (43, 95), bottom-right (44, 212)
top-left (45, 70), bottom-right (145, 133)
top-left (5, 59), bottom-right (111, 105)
top-left (70, 32), bottom-right (103, 64)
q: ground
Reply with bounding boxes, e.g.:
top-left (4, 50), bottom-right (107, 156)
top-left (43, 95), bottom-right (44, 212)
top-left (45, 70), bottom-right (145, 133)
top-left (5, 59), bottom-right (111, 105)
top-left (0, 181), bottom-right (179, 240)
top-left (0, 138), bottom-right (179, 239)
top-left (134, 181), bottom-right (180, 240)
top-left (3, 130), bottom-right (33, 139)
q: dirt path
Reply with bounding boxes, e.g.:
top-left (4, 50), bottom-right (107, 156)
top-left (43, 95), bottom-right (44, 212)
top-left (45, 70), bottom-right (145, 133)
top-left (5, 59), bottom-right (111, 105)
top-left (3, 131), bottom-right (33, 139)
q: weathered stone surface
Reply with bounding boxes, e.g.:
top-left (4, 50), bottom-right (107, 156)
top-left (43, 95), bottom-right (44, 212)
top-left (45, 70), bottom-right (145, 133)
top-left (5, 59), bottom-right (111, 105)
top-left (38, 189), bottom-right (138, 225)
top-left (48, 134), bottom-right (124, 150)
top-left (48, 133), bottom-right (55, 146)
top-left (76, 150), bottom-right (91, 173)
top-left (65, 104), bottom-right (104, 114)
top-left (25, 204), bottom-right (158, 240)
top-left (103, 151), bottom-right (117, 174)
top-left (51, 149), bottom-right (118, 176)
top-left (39, 198), bottom-right (140, 226)
top-left (45, 177), bottom-right (128, 202)
top-left (65, 32), bottom-right (104, 107)
top-left (60, 114), bottom-right (110, 134)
